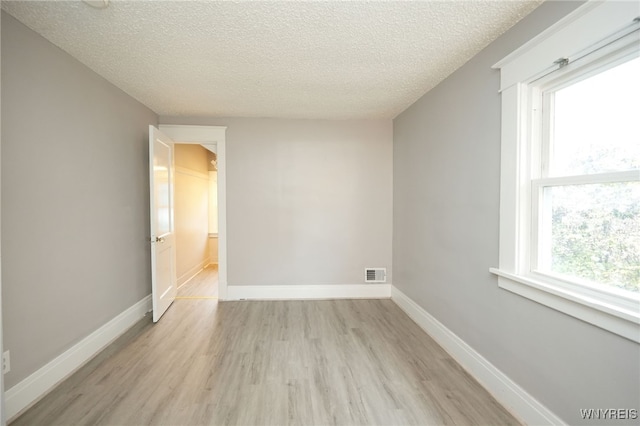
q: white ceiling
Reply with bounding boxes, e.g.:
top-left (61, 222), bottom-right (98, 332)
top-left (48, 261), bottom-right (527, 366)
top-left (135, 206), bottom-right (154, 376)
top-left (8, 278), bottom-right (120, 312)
top-left (2, 0), bottom-right (543, 119)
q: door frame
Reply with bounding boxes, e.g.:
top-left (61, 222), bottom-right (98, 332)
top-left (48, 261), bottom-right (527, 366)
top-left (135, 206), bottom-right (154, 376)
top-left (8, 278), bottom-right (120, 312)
top-left (159, 125), bottom-right (228, 300)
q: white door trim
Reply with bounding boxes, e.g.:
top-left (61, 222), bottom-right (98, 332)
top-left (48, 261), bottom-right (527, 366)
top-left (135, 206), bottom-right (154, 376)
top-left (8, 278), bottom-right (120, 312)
top-left (159, 125), bottom-right (228, 300)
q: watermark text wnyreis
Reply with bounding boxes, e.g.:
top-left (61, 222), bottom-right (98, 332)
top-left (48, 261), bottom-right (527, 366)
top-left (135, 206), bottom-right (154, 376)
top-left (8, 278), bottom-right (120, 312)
top-left (580, 409), bottom-right (638, 420)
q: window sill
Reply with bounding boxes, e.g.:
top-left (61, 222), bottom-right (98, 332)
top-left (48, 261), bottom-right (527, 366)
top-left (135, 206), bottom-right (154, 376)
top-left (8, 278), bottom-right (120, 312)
top-left (489, 268), bottom-right (640, 343)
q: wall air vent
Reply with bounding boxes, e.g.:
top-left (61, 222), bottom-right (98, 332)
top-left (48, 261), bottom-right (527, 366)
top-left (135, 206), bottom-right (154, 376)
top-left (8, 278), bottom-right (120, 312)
top-left (365, 268), bottom-right (386, 283)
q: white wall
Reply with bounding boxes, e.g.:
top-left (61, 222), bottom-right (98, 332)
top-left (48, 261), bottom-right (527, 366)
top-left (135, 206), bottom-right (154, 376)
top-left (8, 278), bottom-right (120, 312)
top-left (209, 170), bottom-right (219, 264)
top-left (160, 117), bottom-right (393, 287)
top-left (209, 236), bottom-right (219, 264)
top-left (208, 170), bottom-right (218, 234)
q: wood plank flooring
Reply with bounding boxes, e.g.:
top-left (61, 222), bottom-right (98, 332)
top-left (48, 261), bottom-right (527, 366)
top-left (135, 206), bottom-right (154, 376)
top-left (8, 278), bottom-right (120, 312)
top-left (177, 266), bottom-right (219, 298)
top-left (12, 268), bottom-right (519, 426)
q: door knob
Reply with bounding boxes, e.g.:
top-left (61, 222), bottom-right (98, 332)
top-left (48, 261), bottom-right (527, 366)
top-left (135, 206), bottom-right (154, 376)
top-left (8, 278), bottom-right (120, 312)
top-left (155, 237), bottom-right (165, 243)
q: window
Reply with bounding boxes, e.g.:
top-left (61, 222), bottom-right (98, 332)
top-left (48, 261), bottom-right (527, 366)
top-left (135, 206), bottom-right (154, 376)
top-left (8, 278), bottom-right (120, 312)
top-left (491, 0), bottom-right (640, 342)
top-left (533, 55), bottom-right (639, 294)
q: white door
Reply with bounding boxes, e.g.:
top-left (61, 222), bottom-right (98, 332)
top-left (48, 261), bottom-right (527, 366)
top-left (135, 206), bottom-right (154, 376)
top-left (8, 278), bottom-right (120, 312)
top-left (149, 125), bottom-right (177, 322)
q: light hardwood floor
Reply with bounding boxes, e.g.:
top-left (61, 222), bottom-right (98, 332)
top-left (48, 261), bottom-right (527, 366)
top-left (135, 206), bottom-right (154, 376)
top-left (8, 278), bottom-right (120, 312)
top-left (12, 267), bottom-right (519, 426)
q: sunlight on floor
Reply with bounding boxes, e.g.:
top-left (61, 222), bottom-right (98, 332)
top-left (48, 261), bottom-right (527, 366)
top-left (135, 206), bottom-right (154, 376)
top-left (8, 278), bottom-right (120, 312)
top-left (177, 265), bottom-right (219, 299)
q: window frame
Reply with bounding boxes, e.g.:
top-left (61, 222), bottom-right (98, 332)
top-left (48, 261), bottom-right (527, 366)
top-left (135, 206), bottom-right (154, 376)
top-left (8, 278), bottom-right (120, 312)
top-left (491, 0), bottom-right (640, 343)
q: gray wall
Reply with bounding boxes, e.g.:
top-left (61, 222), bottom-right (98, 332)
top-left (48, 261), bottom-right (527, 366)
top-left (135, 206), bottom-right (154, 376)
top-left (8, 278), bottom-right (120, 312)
top-left (160, 117), bottom-right (393, 286)
top-left (392, 1), bottom-right (639, 424)
top-left (1, 12), bottom-right (157, 388)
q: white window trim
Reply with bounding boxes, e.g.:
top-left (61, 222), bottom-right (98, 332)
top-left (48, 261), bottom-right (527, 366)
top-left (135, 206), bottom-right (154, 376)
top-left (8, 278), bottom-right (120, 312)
top-left (491, 0), bottom-right (640, 343)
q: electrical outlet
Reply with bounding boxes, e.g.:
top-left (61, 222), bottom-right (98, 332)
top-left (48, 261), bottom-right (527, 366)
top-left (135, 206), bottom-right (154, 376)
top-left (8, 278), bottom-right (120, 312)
top-left (2, 350), bottom-right (10, 374)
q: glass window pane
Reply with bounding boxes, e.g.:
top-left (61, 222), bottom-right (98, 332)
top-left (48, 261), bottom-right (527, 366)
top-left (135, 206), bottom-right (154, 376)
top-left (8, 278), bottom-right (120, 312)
top-left (550, 56), bottom-right (640, 176)
top-left (541, 182), bottom-right (640, 293)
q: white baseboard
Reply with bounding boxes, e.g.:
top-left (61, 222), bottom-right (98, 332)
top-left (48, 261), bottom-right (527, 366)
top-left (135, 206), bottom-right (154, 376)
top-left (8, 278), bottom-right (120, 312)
top-left (391, 286), bottom-right (565, 426)
top-left (227, 284), bottom-right (391, 300)
top-left (5, 295), bottom-right (152, 422)
top-left (177, 258), bottom-right (210, 287)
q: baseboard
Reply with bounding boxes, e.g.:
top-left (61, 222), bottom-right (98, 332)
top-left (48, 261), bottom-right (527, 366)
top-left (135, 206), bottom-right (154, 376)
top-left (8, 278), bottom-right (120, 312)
top-left (390, 286), bottom-right (566, 426)
top-left (177, 258), bottom-right (209, 288)
top-left (5, 295), bottom-right (152, 422)
top-left (226, 284), bottom-right (392, 300)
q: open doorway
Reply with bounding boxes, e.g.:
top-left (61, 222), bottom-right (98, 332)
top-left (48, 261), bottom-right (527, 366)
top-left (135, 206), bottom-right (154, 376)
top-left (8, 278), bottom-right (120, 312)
top-left (159, 124), bottom-right (228, 300)
top-left (173, 143), bottom-right (219, 298)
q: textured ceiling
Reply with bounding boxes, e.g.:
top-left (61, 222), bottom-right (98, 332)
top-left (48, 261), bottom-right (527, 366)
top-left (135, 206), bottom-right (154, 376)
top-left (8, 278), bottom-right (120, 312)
top-left (2, 0), bottom-right (543, 119)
